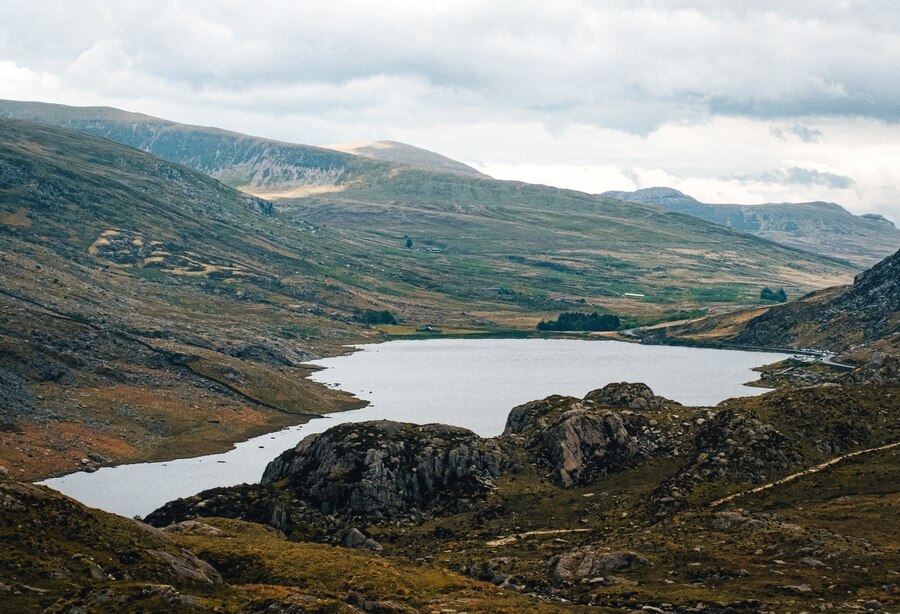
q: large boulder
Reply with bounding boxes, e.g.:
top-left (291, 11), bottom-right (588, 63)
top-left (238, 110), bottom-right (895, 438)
top-left (503, 393), bottom-right (647, 487)
top-left (549, 546), bottom-right (649, 581)
top-left (261, 420), bottom-right (505, 519)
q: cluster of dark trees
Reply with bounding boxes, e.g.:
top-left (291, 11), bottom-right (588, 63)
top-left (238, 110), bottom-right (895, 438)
top-left (360, 309), bottom-right (398, 325)
top-left (760, 287), bottom-right (788, 302)
top-left (537, 311), bottom-right (621, 332)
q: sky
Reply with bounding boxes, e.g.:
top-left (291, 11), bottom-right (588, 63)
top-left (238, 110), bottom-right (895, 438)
top-left (2, 1), bottom-right (899, 221)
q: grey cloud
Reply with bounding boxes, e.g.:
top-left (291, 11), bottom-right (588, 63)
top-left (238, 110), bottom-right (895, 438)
top-left (741, 167), bottom-right (855, 190)
top-left (3, 1), bottom-right (900, 133)
top-left (770, 124), bottom-right (824, 143)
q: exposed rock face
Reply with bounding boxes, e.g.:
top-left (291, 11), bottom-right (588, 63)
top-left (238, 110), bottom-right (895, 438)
top-left (651, 409), bottom-right (803, 517)
top-left (261, 420), bottom-right (505, 518)
top-left (583, 382), bottom-right (676, 411)
top-left (549, 547), bottom-right (649, 581)
top-left (845, 352), bottom-right (900, 385)
top-left (734, 248), bottom-right (900, 352)
top-left (503, 389), bottom-right (653, 487)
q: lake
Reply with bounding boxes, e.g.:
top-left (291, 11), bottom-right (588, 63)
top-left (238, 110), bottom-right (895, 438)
top-left (40, 338), bottom-right (789, 518)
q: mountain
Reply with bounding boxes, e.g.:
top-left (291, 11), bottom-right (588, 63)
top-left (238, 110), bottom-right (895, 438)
top-left (0, 100), bottom-right (858, 315)
top-left (644, 247), bottom-right (900, 356)
top-left (603, 187), bottom-right (900, 267)
top-left (323, 139), bottom-right (489, 178)
top-left (0, 99), bottom-right (387, 198)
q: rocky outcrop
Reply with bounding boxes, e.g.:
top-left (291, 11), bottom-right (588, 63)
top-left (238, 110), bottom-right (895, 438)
top-left (549, 547), bottom-right (649, 581)
top-left (261, 420), bottom-right (506, 519)
top-left (503, 386), bottom-right (665, 487)
top-left (734, 248), bottom-right (900, 352)
top-left (845, 352), bottom-right (900, 385)
top-left (651, 409), bottom-right (803, 518)
top-left (583, 382), bottom-right (676, 411)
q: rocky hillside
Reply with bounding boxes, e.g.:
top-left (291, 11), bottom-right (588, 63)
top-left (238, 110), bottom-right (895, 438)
top-left (142, 380), bottom-right (900, 612)
top-left (604, 187), bottom-right (900, 267)
top-left (648, 248), bottom-right (899, 355)
top-left (0, 471), bottom-right (559, 612)
top-left (324, 140), bottom-right (489, 177)
top-left (0, 119), bottom-right (386, 478)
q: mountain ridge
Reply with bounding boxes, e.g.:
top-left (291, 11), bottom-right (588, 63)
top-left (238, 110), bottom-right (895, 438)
top-left (323, 139), bottom-right (490, 178)
top-left (603, 186), bottom-right (900, 266)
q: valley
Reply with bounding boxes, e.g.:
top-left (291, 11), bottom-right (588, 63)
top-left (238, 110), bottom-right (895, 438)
top-left (0, 106), bottom-right (896, 613)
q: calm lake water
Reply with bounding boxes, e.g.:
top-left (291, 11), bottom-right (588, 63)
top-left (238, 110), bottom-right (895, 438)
top-left (40, 339), bottom-right (789, 518)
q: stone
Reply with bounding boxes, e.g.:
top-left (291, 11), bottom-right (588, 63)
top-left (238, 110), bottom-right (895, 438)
top-left (550, 547), bottom-right (649, 580)
top-left (262, 420), bottom-right (505, 518)
top-left (503, 396), bottom-right (647, 488)
top-left (343, 528), bottom-right (383, 551)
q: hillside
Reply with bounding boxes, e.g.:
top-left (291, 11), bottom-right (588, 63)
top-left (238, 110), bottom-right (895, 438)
top-left (643, 248), bottom-right (900, 355)
top-left (324, 139), bottom-right (489, 178)
top-left (604, 187), bottom-right (900, 267)
top-left (0, 99), bottom-right (387, 198)
top-left (0, 119), bottom-right (388, 478)
top-left (0, 100), bottom-right (858, 312)
top-left (143, 381), bottom-right (900, 612)
top-left (279, 167), bottom-right (855, 313)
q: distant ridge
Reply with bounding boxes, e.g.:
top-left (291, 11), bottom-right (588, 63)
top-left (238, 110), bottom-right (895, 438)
top-left (323, 140), bottom-right (489, 178)
top-left (603, 187), bottom-right (900, 267)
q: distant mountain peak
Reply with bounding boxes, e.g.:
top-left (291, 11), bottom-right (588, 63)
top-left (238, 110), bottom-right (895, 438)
top-left (601, 186), bottom-right (900, 267)
top-left (322, 140), bottom-right (489, 178)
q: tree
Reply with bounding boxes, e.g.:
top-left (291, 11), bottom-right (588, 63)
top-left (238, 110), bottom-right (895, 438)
top-left (537, 311), bottom-right (621, 332)
top-left (360, 309), bottom-right (398, 325)
top-left (405, 237), bottom-right (413, 249)
top-left (760, 287), bottom-right (787, 302)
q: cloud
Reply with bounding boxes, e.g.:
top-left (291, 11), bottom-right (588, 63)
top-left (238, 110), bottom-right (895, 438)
top-left (740, 167), bottom-right (855, 190)
top-left (1, 1), bottom-right (899, 220)
top-left (770, 124), bottom-right (824, 143)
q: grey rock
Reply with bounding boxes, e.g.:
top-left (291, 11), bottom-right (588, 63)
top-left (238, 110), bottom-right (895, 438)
top-left (262, 420), bottom-right (505, 518)
top-left (147, 549), bottom-right (222, 584)
top-left (551, 547), bottom-right (649, 580)
top-left (342, 528), bottom-right (383, 551)
top-left (503, 394), bottom-right (648, 487)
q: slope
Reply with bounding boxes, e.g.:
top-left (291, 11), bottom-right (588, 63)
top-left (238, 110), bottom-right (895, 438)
top-left (604, 187), bottom-right (900, 267)
top-left (0, 98), bottom-right (388, 198)
top-left (0, 119), bottom-right (392, 478)
top-left (0, 100), bottom-right (858, 314)
top-left (323, 139), bottom-right (489, 177)
top-left (643, 248), bottom-right (900, 355)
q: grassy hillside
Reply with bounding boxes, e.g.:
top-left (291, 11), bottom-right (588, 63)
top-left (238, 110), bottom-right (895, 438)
top-left (0, 119), bottom-right (392, 478)
top-left (604, 187), bottom-right (900, 267)
top-left (281, 166), bottom-right (855, 314)
top-left (0, 98), bottom-right (387, 196)
top-left (324, 139), bottom-right (490, 177)
top-left (0, 99), bottom-right (857, 315)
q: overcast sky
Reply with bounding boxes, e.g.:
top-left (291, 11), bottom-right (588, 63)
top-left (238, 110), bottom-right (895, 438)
top-left (2, 1), bottom-right (899, 220)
